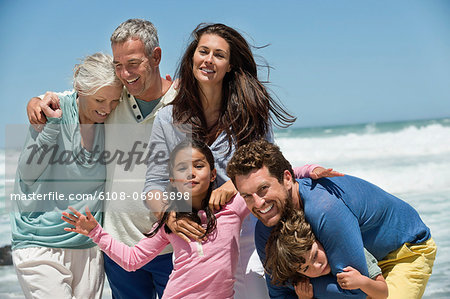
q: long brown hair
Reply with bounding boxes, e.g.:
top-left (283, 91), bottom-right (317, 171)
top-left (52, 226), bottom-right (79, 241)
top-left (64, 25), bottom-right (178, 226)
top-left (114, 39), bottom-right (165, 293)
top-left (172, 23), bottom-right (296, 149)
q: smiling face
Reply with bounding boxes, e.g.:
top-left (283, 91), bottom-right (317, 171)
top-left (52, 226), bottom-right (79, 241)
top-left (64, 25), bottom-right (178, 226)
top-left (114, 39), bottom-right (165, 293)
top-left (78, 85), bottom-right (122, 124)
top-left (236, 166), bottom-right (294, 227)
top-left (170, 147), bottom-right (216, 210)
top-left (192, 33), bottom-right (231, 89)
top-left (112, 38), bottom-right (159, 100)
top-left (297, 241), bottom-right (331, 278)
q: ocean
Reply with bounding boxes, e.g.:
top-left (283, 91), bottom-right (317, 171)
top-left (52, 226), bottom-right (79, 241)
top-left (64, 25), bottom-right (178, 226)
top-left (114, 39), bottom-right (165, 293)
top-left (1, 117), bottom-right (449, 298)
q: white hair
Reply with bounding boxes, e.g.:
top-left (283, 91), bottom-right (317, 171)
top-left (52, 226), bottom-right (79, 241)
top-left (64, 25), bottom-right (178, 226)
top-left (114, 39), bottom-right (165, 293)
top-left (73, 52), bottom-right (122, 96)
top-left (110, 18), bottom-right (159, 57)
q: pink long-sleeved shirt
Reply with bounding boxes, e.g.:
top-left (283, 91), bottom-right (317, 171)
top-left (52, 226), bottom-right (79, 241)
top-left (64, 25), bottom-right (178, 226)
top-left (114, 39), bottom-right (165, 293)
top-left (88, 165), bottom-right (318, 298)
top-left (89, 195), bottom-right (250, 299)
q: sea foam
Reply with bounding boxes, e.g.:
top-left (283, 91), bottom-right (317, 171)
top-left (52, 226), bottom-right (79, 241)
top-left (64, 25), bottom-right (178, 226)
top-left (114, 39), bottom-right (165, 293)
top-left (276, 122), bottom-right (450, 195)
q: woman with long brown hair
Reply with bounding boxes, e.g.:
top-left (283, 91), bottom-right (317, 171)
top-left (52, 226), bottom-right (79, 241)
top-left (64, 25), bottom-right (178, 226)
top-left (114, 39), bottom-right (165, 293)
top-left (144, 23), bottom-right (337, 298)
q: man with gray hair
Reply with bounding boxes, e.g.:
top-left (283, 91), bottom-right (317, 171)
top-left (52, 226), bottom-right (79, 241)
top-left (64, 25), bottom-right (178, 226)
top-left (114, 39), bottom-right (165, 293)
top-left (101, 18), bottom-right (176, 299)
top-left (27, 19), bottom-right (176, 298)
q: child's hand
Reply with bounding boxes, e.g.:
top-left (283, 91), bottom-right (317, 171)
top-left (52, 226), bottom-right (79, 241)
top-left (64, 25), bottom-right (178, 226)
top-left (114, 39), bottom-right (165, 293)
top-left (62, 206), bottom-right (98, 236)
top-left (336, 266), bottom-right (365, 290)
top-left (294, 277), bottom-right (314, 299)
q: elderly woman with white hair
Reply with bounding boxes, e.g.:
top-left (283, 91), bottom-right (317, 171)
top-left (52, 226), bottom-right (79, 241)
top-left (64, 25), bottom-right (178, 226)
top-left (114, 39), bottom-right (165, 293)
top-left (10, 53), bottom-right (123, 299)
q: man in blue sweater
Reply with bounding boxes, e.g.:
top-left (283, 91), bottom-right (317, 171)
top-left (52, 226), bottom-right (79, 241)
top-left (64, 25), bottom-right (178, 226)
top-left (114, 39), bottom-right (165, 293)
top-left (226, 140), bottom-right (436, 299)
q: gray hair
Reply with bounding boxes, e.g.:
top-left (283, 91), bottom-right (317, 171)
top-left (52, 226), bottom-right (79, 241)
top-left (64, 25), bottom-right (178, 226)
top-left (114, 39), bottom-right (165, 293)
top-left (73, 52), bottom-right (122, 96)
top-left (110, 19), bottom-right (159, 58)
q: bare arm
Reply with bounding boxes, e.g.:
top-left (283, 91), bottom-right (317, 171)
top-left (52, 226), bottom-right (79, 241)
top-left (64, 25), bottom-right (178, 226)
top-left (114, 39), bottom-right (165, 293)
top-left (337, 266), bottom-right (388, 299)
top-left (366, 275), bottom-right (389, 299)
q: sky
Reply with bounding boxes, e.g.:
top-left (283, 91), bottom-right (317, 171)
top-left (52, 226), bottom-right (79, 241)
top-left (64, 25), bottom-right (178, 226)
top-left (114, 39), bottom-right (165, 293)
top-left (1, 0), bottom-right (450, 146)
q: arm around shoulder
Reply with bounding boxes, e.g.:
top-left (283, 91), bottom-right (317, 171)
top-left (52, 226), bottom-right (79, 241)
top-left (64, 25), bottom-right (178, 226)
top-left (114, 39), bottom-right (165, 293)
top-left (293, 165), bottom-right (345, 179)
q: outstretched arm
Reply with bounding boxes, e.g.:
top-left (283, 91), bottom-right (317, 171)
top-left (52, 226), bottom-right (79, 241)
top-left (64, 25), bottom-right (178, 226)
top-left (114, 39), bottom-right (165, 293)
top-left (337, 267), bottom-right (388, 299)
top-left (62, 206), bottom-right (169, 272)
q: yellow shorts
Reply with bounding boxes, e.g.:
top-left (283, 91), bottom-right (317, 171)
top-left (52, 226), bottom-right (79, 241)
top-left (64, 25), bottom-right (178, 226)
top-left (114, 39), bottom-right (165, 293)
top-left (378, 238), bottom-right (437, 299)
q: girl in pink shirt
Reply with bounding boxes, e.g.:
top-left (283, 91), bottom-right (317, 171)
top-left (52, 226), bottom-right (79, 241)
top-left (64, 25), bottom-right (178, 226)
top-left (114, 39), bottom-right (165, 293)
top-left (62, 140), bottom-right (250, 298)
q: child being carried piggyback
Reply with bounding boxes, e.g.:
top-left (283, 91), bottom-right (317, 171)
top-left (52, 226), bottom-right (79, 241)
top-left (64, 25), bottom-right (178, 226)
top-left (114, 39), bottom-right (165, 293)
top-left (62, 140), bottom-right (250, 299)
top-left (265, 208), bottom-right (388, 299)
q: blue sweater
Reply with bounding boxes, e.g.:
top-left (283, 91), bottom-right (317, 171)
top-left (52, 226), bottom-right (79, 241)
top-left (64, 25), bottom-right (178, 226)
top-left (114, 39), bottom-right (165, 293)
top-left (10, 91), bottom-right (104, 250)
top-left (255, 175), bottom-right (431, 298)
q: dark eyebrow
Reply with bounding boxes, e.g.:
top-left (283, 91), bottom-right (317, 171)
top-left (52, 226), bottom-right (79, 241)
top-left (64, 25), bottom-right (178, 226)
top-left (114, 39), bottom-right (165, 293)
top-left (192, 158), bottom-right (206, 163)
top-left (214, 49), bottom-right (228, 55)
top-left (198, 45), bottom-right (228, 54)
top-left (257, 182), bottom-right (270, 194)
top-left (240, 181), bottom-right (267, 199)
top-left (113, 58), bottom-right (141, 65)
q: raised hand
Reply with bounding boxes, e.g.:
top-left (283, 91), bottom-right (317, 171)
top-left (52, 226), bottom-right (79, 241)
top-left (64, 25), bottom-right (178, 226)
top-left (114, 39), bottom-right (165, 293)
top-left (62, 206), bottom-right (98, 236)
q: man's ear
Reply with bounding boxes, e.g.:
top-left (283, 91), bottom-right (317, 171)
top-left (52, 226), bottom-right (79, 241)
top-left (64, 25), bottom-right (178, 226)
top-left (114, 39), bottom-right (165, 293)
top-left (283, 169), bottom-right (293, 189)
top-left (150, 47), bottom-right (162, 66)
